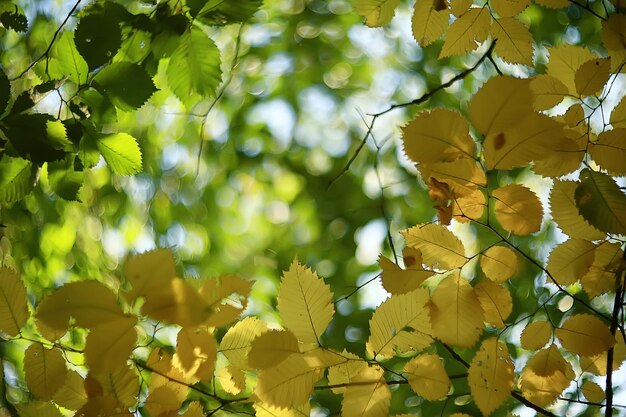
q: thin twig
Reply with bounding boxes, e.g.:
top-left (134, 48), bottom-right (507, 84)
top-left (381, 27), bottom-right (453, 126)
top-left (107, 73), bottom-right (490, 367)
top-left (605, 255), bottom-right (626, 417)
top-left (568, 0), bottom-right (607, 20)
top-left (334, 272), bottom-right (382, 304)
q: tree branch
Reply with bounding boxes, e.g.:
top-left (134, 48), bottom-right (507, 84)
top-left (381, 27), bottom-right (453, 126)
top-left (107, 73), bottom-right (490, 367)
top-left (605, 255), bottom-right (626, 417)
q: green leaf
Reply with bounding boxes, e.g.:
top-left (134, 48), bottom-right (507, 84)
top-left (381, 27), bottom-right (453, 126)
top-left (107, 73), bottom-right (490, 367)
top-left (48, 31), bottom-right (89, 84)
top-left (167, 27), bottom-right (221, 104)
top-left (93, 62), bottom-right (156, 111)
top-left (0, 156), bottom-right (35, 203)
top-left (575, 169), bottom-right (626, 235)
top-left (4, 114), bottom-right (69, 164)
top-left (96, 133), bottom-right (142, 175)
top-left (0, 67), bottom-right (10, 114)
top-left (0, 3), bottom-right (27, 32)
top-left (47, 158), bottom-right (84, 201)
top-left (75, 11), bottom-right (122, 70)
top-left (196, 0), bottom-right (263, 24)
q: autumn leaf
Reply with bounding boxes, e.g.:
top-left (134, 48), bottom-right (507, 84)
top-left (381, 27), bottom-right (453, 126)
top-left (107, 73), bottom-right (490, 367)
top-left (89, 366), bottom-right (139, 408)
top-left (520, 344), bottom-right (573, 406)
top-left (581, 242), bottom-right (623, 298)
top-left (402, 223), bottom-right (466, 269)
top-left (491, 17), bottom-right (533, 65)
top-left (549, 180), bottom-right (606, 241)
top-left (216, 365), bottom-right (246, 395)
top-left (480, 245), bottom-right (518, 282)
top-left (589, 129), bottom-right (626, 176)
top-left (354, 0), bottom-right (401, 26)
top-left (581, 380), bottom-right (605, 403)
top-left (173, 326), bottom-right (217, 381)
top-left (440, 7), bottom-right (491, 58)
top-left (530, 74), bottom-right (569, 111)
top-left (254, 402), bottom-right (310, 417)
top-left (327, 351), bottom-right (368, 394)
top-left (0, 266), bottom-right (29, 337)
top-left (84, 314), bottom-right (137, 375)
top-left (52, 371), bottom-right (88, 410)
top-left (574, 57), bottom-right (610, 97)
top-left (520, 320), bottom-right (552, 350)
top-left (468, 338), bottom-right (514, 415)
top-left (575, 168), bottom-right (626, 235)
top-left (546, 45), bottom-right (595, 94)
top-left (141, 277), bottom-right (212, 327)
top-left (342, 366), bottom-right (391, 417)
top-left (249, 329), bottom-right (301, 369)
top-left (412, 0), bottom-right (450, 46)
top-left (556, 314), bottom-right (615, 357)
top-left (490, 0), bottom-right (529, 16)
top-left (220, 316), bottom-right (268, 369)
top-left (492, 184), bottom-right (543, 235)
top-left (379, 249), bottom-right (433, 295)
top-left (404, 353), bottom-right (450, 400)
top-left (24, 344), bottom-right (67, 400)
top-left (124, 248), bottom-right (177, 303)
top-left (546, 239), bottom-right (596, 286)
top-left (199, 274), bottom-right (252, 327)
top-left (474, 280), bottom-right (512, 328)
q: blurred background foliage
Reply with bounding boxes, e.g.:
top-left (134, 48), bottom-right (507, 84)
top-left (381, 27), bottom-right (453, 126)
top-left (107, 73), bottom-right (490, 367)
top-left (0, 0), bottom-right (613, 414)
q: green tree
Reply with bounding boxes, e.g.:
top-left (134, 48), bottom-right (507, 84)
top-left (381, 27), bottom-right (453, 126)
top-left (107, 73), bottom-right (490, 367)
top-left (0, 0), bottom-right (625, 416)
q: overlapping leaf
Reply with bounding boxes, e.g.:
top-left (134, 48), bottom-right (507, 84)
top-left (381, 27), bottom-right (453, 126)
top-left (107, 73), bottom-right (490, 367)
top-left (0, 266), bottom-right (29, 336)
top-left (402, 223), bottom-right (466, 269)
top-left (468, 338), bottom-right (514, 415)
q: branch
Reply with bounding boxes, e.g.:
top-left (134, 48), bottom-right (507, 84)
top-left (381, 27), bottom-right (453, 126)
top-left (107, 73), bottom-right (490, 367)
top-left (568, 0), bottom-right (607, 20)
top-left (605, 255), bottom-right (626, 417)
top-left (327, 41), bottom-right (497, 188)
top-left (10, 0), bottom-right (83, 81)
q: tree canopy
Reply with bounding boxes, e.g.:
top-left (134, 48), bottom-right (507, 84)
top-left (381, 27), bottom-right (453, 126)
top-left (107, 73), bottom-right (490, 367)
top-left (0, 0), bottom-right (625, 416)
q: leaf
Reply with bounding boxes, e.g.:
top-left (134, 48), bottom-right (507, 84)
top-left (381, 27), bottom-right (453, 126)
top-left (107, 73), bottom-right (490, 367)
top-left (341, 366), bottom-right (391, 417)
top-left (366, 288), bottom-right (433, 357)
top-left (589, 129), bottom-right (626, 175)
top-left (581, 380), bottom-right (605, 403)
top-left (556, 314), bottom-right (615, 357)
top-left (219, 316), bottom-right (268, 369)
top-left (35, 280), bottom-right (125, 341)
top-left (468, 76), bottom-right (533, 136)
top-left (354, 0), bottom-right (401, 26)
top-left (145, 382), bottom-right (187, 416)
top-left (546, 239), bottom-right (596, 286)
top-left (452, 187), bottom-right (486, 222)
top-left (24, 344), bottom-right (67, 399)
top-left (480, 245), bottom-right (518, 282)
top-left (492, 184), bottom-right (543, 235)
top-left (48, 31), bottom-right (88, 84)
top-left (249, 329), bottom-right (300, 369)
top-left (47, 158), bottom-right (83, 201)
top-left (141, 277), bottom-right (211, 327)
top-left (401, 109), bottom-right (474, 164)
top-left (520, 320), bottom-right (552, 350)
top-left (4, 114), bottom-right (68, 164)
top-left (549, 180), bottom-right (605, 240)
top-left (580, 336), bottom-right (626, 376)
top-left (254, 402), bottom-right (310, 417)
top-left (199, 274), bottom-right (252, 327)
top-left (146, 347), bottom-right (192, 388)
top-left (379, 251), bottom-right (433, 295)
top-left (402, 223), bottom-right (466, 269)
top-left (532, 131), bottom-right (586, 177)
top-left (474, 280), bottom-right (512, 328)
top-left (601, 15), bottom-right (626, 72)
top-left (411, 0), bottom-right (450, 46)
top-left (75, 11), bottom-right (121, 70)
top-left (440, 7), bottom-right (491, 58)
top-left (530, 74), bottom-right (569, 111)
top-left (173, 326), bottom-right (217, 381)
top-left (277, 258), bottom-right (334, 344)
top-left (450, 0), bottom-right (473, 16)
top-left (468, 338), bottom-right (514, 415)
top-left (124, 249), bottom-right (177, 303)
top-left (52, 371), bottom-right (87, 410)
top-left (0, 266), bottom-right (29, 336)
top-left (483, 113), bottom-right (563, 170)
top-left (404, 353), bottom-right (450, 400)
top-left (610, 96), bottom-right (626, 128)
top-left (534, 0), bottom-right (568, 7)
top-left (581, 242), bottom-right (623, 298)
top-left (491, 17), bottom-right (533, 65)
top-left (419, 158), bottom-right (486, 196)
top-left (575, 168), bottom-right (626, 235)
top-left (196, 0), bottom-right (263, 24)
top-left (430, 272), bottom-right (484, 348)
top-left (76, 397), bottom-right (133, 417)
top-left (97, 132), bottom-right (142, 175)
top-left (255, 349), bottom-right (344, 408)
top-left (167, 27), bottom-right (222, 104)
top-left (520, 344), bottom-right (573, 407)
top-left (490, 0), bottom-right (529, 16)
top-left (85, 315), bottom-right (137, 375)
top-left (93, 62), bottom-right (156, 111)
top-left (575, 57), bottom-right (610, 97)
top-left (216, 365), bottom-right (246, 395)
top-left (327, 351), bottom-right (368, 394)
top-left (16, 401), bottom-right (63, 417)
top-left (89, 366), bottom-right (139, 408)
top-left (546, 45), bottom-right (595, 94)
top-left (0, 67), bottom-right (10, 113)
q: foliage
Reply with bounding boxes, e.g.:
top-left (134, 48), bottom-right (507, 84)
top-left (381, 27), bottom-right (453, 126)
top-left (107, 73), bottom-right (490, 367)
top-left (0, 0), bottom-right (625, 416)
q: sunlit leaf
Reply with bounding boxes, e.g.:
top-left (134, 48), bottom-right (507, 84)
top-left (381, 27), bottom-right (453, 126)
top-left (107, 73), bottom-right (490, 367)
top-left (402, 223), bottom-right (466, 269)
top-left (379, 250), bottom-right (433, 295)
top-left (530, 74), bottom-right (569, 111)
top-left (520, 344), bottom-right (573, 406)
top-left (216, 365), bottom-right (246, 395)
top-left (575, 57), bottom-right (610, 97)
top-left (532, 130), bottom-right (586, 177)
top-left (16, 401), bottom-right (63, 417)
top-left (492, 184), bottom-right (542, 235)
top-left (546, 239), bottom-right (596, 286)
top-left (450, 0), bottom-right (472, 15)
top-left (575, 169), bottom-right (626, 235)
top-left (440, 7), bottom-right (491, 58)
top-left (0, 156), bottom-right (35, 204)
top-left (491, 0), bottom-right (529, 16)
top-left (254, 402), bottom-right (310, 417)
top-left (354, 0), bottom-right (400, 26)
top-left (342, 366), bottom-right (391, 417)
top-left (327, 351), bottom-right (368, 394)
top-left (546, 45), bottom-right (595, 94)
top-left (452, 187), bottom-right (486, 223)
top-left (419, 158), bottom-right (486, 196)
top-left (535, 0), bottom-right (568, 7)
top-left (146, 347), bottom-right (192, 388)
top-left (474, 280), bottom-right (512, 327)
top-left (124, 248), bottom-right (177, 303)
top-left (491, 17), bottom-right (533, 65)
top-left (520, 320), bottom-right (552, 350)
top-left (249, 329), bottom-right (300, 369)
top-left (145, 382), bottom-right (187, 416)
top-left (468, 338), bottom-right (514, 415)
top-left (141, 277), bottom-right (211, 327)
top-left (90, 366), bottom-right (139, 408)
top-left (430, 272), bottom-right (484, 348)
top-left (581, 380), bottom-right (605, 403)
top-left (480, 245), bottom-right (518, 282)
top-left (24, 344), bottom-right (67, 399)
top-left (93, 62), bottom-right (156, 111)
top-left (97, 132), bottom-right (142, 175)
top-left (411, 0), bottom-right (450, 46)
top-left (404, 353), bottom-right (450, 400)
top-left (199, 274), bottom-right (252, 328)
top-left (195, 0), bottom-right (263, 24)
top-left (366, 288), bottom-right (433, 357)
top-left (76, 397), bottom-right (133, 417)
top-left (277, 258), bottom-right (334, 344)
top-left (556, 314), bottom-right (615, 357)
top-left (580, 336), bottom-right (626, 376)
top-left (84, 314), bottom-right (137, 375)
top-left (173, 326), bottom-right (217, 381)
top-left (219, 316), bottom-right (268, 369)
top-left (48, 31), bottom-right (88, 85)
top-left (610, 96), bottom-right (626, 128)
top-left (589, 129), bottom-right (626, 176)
top-left (601, 15), bottom-right (626, 72)
top-left (581, 242), bottom-right (623, 298)
top-left (0, 266), bottom-right (29, 337)
top-left (549, 180), bottom-right (606, 240)
top-left (52, 371), bottom-right (87, 410)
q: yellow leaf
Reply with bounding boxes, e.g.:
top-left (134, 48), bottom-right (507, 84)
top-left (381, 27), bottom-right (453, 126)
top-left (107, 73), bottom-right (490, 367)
top-left (341, 366), bottom-right (391, 417)
top-left (480, 245), bottom-right (518, 282)
top-left (354, 0), bottom-right (400, 26)
top-left (581, 242), bottom-right (623, 298)
top-left (491, 0), bottom-right (529, 16)
top-left (581, 380), bottom-right (605, 403)
top-left (440, 7), bottom-right (491, 58)
top-left (35, 280), bottom-right (125, 341)
top-left (327, 351), bottom-right (368, 394)
top-left (520, 344), bottom-right (573, 406)
top-left (255, 349), bottom-right (345, 408)
top-left (468, 337), bottom-right (514, 415)
top-left (468, 76), bottom-right (533, 136)
top-left (379, 252), bottom-right (433, 295)
top-left (249, 329), bottom-right (300, 369)
top-left (546, 239), bottom-right (596, 286)
top-left (450, 0), bottom-right (473, 16)
top-left (549, 180), bottom-right (606, 240)
top-left (402, 223), bottom-right (466, 269)
top-left (404, 353), bottom-right (450, 400)
top-left (580, 335), bottom-right (626, 376)
top-left (402, 109), bottom-right (474, 164)
top-left (199, 274), bottom-right (252, 328)
top-left (575, 168), bottom-right (626, 235)
top-left (474, 280), bottom-right (512, 327)
top-left (535, 0), bottom-right (568, 8)
top-left (556, 314), bottom-right (615, 357)
top-left (75, 397), bottom-right (132, 417)
top-left (601, 15), bottom-right (626, 72)
top-left (277, 258), bottom-right (334, 345)
top-left (16, 401), bottom-right (63, 417)
top-left (146, 347), bottom-right (193, 388)
top-left (90, 366), bottom-right (139, 408)
top-left (173, 326), bottom-right (217, 381)
top-left (492, 184), bottom-right (543, 235)
top-left (216, 365), bottom-right (246, 395)
top-left (491, 17), bottom-right (533, 65)
top-left (483, 113), bottom-right (564, 170)
top-left (430, 272), bottom-right (484, 348)
top-left (220, 316), bottom-right (268, 369)
top-left (145, 382), bottom-right (187, 416)
top-left (610, 96), bottom-right (626, 128)
top-left (575, 57), bottom-right (611, 97)
top-left (589, 129), bottom-right (626, 176)
top-left (532, 131), bottom-right (586, 177)
top-left (0, 266), bottom-right (29, 337)
top-left (52, 370), bottom-right (87, 410)
top-left (452, 187), bottom-right (486, 222)
top-left (419, 158), bottom-right (487, 196)
top-left (124, 248), bottom-right (176, 303)
top-left (530, 74), bottom-right (569, 111)
top-left (181, 402), bottom-right (205, 417)
top-left (85, 314), bottom-right (137, 375)
top-left (24, 344), bottom-right (67, 399)
top-left (366, 288), bottom-right (433, 357)
top-left (254, 401), bottom-right (310, 417)
top-left (520, 320), bottom-right (552, 350)
top-left (412, 0), bottom-right (450, 46)
top-left (546, 45), bottom-right (595, 94)
top-left (141, 277), bottom-right (211, 327)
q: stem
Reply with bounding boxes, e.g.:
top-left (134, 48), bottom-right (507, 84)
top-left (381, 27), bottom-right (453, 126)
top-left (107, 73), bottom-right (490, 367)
top-left (605, 260), bottom-right (625, 417)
